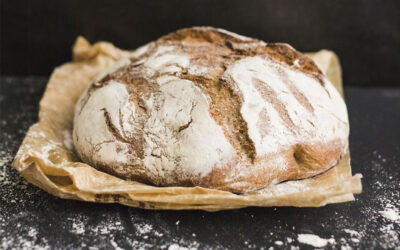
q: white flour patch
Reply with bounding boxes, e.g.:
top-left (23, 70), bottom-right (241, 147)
top-left (134, 221), bottom-right (154, 235)
top-left (293, 59), bottom-right (300, 67)
top-left (72, 221), bottom-right (85, 234)
top-left (73, 80), bottom-right (133, 165)
top-left (62, 130), bottom-right (74, 151)
top-left (380, 207), bottom-right (400, 221)
top-left (297, 234), bottom-right (335, 248)
top-left (38, 141), bottom-right (59, 159)
top-left (94, 220), bottom-right (124, 235)
top-left (141, 79), bottom-right (235, 181)
top-left (166, 242), bottom-right (199, 250)
top-left (188, 65), bottom-right (209, 76)
top-left (168, 244), bottom-right (185, 250)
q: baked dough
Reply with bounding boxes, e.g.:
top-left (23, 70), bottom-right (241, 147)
top-left (73, 27), bottom-right (349, 193)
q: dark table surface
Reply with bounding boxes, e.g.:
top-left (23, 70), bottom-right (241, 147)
top-left (0, 77), bottom-right (399, 249)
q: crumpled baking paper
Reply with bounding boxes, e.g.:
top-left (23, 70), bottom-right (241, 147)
top-left (12, 37), bottom-right (362, 211)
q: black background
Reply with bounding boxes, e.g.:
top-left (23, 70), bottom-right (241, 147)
top-left (1, 0), bottom-right (400, 86)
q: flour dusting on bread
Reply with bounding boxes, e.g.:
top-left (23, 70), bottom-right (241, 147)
top-left (226, 55), bottom-right (348, 155)
top-left (73, 27), bottom-right (349, 192)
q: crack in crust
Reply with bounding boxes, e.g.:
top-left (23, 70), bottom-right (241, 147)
top-left (101, 107), bottom-right (131, 144)
top-left (178, 118), bottom-right (192, 132)
top-left (177, 102), bottom-right (195, 132)
top-left (77, 81), bottom-right (108, 116)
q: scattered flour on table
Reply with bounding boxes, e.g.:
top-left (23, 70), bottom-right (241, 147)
top-left (0, 153), bottom-right (13, 183)
top-left (1, 95), bottom-right (399, 250)
top-left (67, 214), bottom-right (198, 249)
top-left (361, 151), bottom-right (400, 248)
top-left (0, 148), bottom-right (50, 249)
top-left (69, 214), bottom-right (124, 236)
top-left (0, 224), bottom-right (50, 250)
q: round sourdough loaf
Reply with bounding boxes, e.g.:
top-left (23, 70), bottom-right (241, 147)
top-left (73, 27), bottom-right (349, 193)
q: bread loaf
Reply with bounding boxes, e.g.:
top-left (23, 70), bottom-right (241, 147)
top-left (72, 27), bottom-right (349, 193)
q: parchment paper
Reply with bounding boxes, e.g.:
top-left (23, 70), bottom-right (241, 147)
top-left (12, 37), bottom-right (362, 211)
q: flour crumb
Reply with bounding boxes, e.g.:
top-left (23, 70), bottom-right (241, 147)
top-left (168, 243), bottom-right (189, 250)
top-left (72, 221), bottom-right (85, 234)
top-left (297, 234), bottom-right (335, 248)
top-left (343, 229), bottom-right (360, 237)
top-left (110, 239), bottom-right (124, 250)
top-left (274, 240), bottom-right (283, 246)
top-left (135, 222), bottom-right (153, 235)
top-left (293, 59), bottom-right (300, 67)
top-left (380, 207), bottom-right (400, 221)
